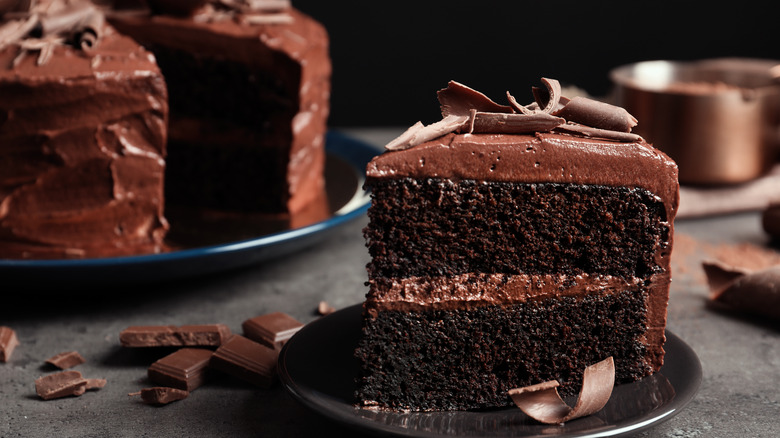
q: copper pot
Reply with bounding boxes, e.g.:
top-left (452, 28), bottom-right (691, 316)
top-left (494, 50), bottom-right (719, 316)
top-left (611, 58), bottom-right (780, 185)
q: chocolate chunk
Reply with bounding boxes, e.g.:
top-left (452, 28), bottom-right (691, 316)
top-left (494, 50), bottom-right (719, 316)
top-left (45, 351), bottom-right (86, 369)
top-left (132, 387), bottom-right (190, 405)
top-left (119, 324), bottom-right (231, 348)
top-left (242, 312), bottom-right (303, 350)
top-left (35, 370), bottom-right (89, 400)
top-left (703, 261), bottom-right (780, 320)
top-left (508, 357), bottom-right (615, 425)
top-left (210, 335), bottom-right (277, 388)
top-left (148, 348), bottom-right (213, 391)
top-left (0, 326), bottom-right (19, 362)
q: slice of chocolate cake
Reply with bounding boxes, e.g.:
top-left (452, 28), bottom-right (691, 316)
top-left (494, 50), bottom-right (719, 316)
top-left (108, 0), bottom-right (331, 219)
top-left (0, 0), bottom-right (169, 259)
top-left (355, 79), bottom-right (679, 411)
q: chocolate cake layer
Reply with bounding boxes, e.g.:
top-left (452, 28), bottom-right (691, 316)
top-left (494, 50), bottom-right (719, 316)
top-left (366, 179), bottom-right (669, 280)
top-left (355, 289), bottom-right (650, 411)
top-left (0, 13), bottom-right (169, 259)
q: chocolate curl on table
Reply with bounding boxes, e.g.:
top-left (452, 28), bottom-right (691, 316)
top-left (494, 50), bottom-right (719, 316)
top-left (703, 260), bottom-right (780, 320)
top-left (508, 357), bottom-right (615, 425)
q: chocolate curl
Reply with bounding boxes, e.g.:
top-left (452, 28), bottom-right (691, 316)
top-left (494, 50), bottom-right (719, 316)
top-left (703, 261), bottom-right (780, 320)
top-left (438, 81), bottom-right (513, 118)
top-left (508, 357), bottom-right (615, 425)
top-left (385, 114), bottom-right (469, 151)
top-left (553, 96), bottom-right (638, 133)
top-left (555, 122), bottom-right (644, 143)
top-left (470, 111), bottom-right (564, 134)
top-left (76, 7), bottom-right (103, 50)
top-left (531, 77), bottom-right (564, 114)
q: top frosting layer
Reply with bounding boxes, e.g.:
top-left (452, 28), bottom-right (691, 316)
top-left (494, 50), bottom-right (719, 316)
top-left (367, 80), bottom-right (680, 217)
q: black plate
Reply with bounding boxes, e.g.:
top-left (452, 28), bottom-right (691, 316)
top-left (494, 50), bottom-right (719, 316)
top-left (0, 131), bottom-right (377, 287)
top-left (279, 304), bottom-right (702, 438)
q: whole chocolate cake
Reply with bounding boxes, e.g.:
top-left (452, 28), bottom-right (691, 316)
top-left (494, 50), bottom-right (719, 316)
top-left (108, 0), bottom-right (331, 217)
top-left (355, 79), bottom-right (679, 411)
top-left (0, 0), bottom-right (169, 259)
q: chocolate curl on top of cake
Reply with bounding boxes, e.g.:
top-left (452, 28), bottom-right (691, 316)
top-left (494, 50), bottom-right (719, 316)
top-left (0, 0), bottom-right (105, 66)
top-left (140, 0), bottom-right (293, 24)
top-left (385, 78), bottom-right (642, 151)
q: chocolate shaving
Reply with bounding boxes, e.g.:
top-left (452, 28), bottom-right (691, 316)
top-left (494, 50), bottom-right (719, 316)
top-left (384, 78), bottom-right (642, 151)
top-left (0, 0), bottom-right (105, 65)
top-left (508, 357), bottom-right (615, 425)
top-left (438, 81), bottom-right (513, 117)
top-left (190, 0), bottom-right (292, 24)
top-left (555, 122), bottom-right (644, 143)
top-left (385, 114), bottom-right (469, 151)
top-left (531, 77), bottom-right (564, 114)
top-left (470, 111), bottom-right (564, 134)
top-left (703, 261), bottom-right (780, 320)
top-left (553, 96), bottom-right (638, 133)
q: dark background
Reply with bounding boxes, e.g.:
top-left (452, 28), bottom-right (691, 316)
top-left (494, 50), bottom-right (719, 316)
top-left (295, 1), bottom-right (779, 127)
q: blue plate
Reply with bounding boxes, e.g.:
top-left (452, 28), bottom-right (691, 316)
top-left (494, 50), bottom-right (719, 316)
top-left (0, 131), bottom-right (377, 288)
top-left (279, 304), bottom-right (702, 438)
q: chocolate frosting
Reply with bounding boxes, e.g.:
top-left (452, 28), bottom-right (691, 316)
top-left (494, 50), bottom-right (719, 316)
top-left (0, 11), bottom-right (169, 259)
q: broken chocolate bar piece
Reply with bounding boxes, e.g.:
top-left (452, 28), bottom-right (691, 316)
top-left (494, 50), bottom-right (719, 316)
top-left (120, 324), bottom-right (231, 347)
top-left (148, 348), bottom-right (213, 391)
top-left (35, 370), bottom-right (89, 400)
top-left (0, 326), bottom-right (19, 362)
top-left (242, 312), bottom-right (303, 350)
top-left (134, 387), bottom-right (189, 405)
top-left (46, 351), bottom-right (86, 369)
top-left (210, 335), bottom-right (277, 388)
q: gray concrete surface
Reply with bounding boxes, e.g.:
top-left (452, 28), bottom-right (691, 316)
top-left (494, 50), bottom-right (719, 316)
top-left (1, 129), bottom-right (778, 437)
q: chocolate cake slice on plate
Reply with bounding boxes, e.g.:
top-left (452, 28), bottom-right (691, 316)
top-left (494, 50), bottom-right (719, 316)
top-left (355, 79), bottom-right (679, 411)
